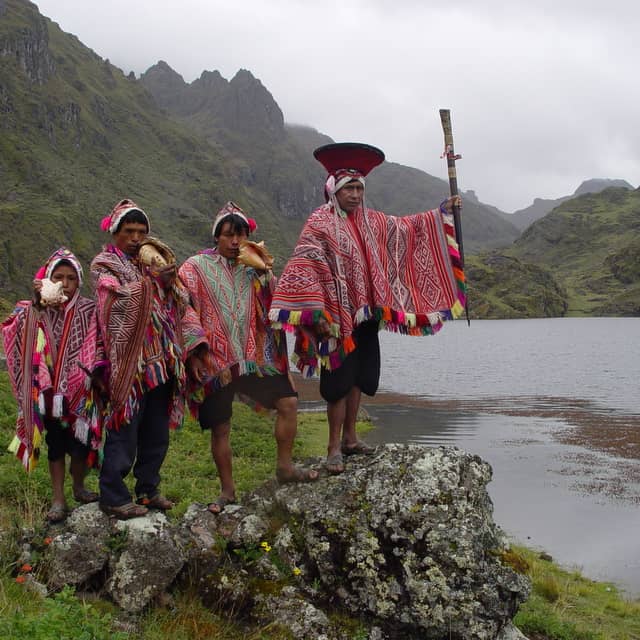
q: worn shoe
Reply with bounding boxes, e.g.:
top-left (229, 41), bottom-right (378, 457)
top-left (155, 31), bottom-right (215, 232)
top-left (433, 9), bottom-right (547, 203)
top-left (207, 495), bottom-right (237, 514)
top-left (137, 494), bottom-right (174, 510)
top-left (100, 502), bottom-right (149, 520)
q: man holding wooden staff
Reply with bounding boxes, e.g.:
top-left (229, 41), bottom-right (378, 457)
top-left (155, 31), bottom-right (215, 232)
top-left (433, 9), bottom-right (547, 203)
top-left (269, 142), bottom-right (466, 474)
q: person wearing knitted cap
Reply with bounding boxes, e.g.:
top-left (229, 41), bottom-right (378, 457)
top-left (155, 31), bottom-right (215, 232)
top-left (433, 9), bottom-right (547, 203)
top-left (270, 143), bottom-right (466, 474)
top-left (1, 248), bottom-right (104, 523)
top-left (91, 198), bottom-right (187, 519)
top-left (179, 201), bottom-right (318, 514)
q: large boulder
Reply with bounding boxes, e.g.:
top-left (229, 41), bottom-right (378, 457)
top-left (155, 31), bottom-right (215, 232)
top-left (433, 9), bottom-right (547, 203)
top-left (260, 445), bottom-right (530, 639)
top-left (39, 444), bottom-right (530, 637)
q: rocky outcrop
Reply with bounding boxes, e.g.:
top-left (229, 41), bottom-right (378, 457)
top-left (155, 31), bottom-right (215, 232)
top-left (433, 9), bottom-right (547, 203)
top-left (0, 0), bottom-right (55, 84)
top-left (34, 445), bottom-right (530, 638)
top-left (140, 62), bottom-right (284, 138)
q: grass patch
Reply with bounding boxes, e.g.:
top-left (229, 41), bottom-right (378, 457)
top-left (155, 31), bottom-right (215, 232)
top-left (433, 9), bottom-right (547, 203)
top-left (512, 545), bottom-right (640, 640)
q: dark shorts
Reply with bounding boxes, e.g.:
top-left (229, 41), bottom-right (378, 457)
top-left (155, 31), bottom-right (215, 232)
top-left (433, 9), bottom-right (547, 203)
top-left (320, 320), bottom-right (381, 403)
top-left (44, 418), bottom-right (88, 462)
top-left (198, 373), bottom-right (297, 429)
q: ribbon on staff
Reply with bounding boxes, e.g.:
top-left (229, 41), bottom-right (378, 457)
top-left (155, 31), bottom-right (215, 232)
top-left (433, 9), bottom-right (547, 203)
top-left (439, 108), bottom-right (470, 325)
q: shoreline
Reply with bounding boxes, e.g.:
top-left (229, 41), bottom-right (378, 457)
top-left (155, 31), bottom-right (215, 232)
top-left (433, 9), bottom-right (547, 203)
top-left (293, 373), bottom-right (640, 465)
top-left (293, 372), bottom-right (640, 597)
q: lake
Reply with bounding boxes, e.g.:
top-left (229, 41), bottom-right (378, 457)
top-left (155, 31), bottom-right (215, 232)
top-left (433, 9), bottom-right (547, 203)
top-left (304, 318), bottom-right (640, 597)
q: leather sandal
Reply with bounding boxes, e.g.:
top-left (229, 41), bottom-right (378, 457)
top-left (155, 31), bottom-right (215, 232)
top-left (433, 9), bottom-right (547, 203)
top-left (341, 440), bottom-right (376, 456)
top-left (325, 453), bottom-right (345, 475)
top-left (73, 488), bottom-right (99, 504)
top-left (46, 503), bottom-right (68, 523)
top-left (207, 495), bottom-right (236, 514)
top-left (137, 494), bottom-right (174, 510)
top-left (100, 502), bottom-right (149, 520)
top-left (276, 465), bottom-right (319, 484)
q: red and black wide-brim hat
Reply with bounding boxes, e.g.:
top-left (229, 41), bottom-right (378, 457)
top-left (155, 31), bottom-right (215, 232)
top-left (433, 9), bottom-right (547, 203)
top-left (313, 142), bottom-right (385, 177)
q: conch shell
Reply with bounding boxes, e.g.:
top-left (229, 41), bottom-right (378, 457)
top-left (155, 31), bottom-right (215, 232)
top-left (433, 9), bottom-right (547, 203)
top-left (138, 237), bottom-right (176, 269)
top-left (39, 278), bottom-right (68, 306)
top-left (238, 240), bottom-right (273, 270)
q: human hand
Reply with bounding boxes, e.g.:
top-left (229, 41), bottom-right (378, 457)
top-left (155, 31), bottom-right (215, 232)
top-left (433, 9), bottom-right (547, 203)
top-left (32, 279), bottom-right (43, 306)
top-left (316, 317), bottom-right (331, 338)
top-left (91, 375), bottom-right (110, 408)
top-left (187, 352), bottom-right (208, 384)
top-left (154, 263), bottom-right (177, 288)
top-left (441, 195), bottom-right (462, 214)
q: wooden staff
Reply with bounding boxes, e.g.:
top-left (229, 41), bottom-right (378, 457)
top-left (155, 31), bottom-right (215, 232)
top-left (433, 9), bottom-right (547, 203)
top-left (439, 108), bottom-right (470, 325)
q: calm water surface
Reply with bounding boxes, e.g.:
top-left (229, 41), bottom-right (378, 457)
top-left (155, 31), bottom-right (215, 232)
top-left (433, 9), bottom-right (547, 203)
top-left (378, 317), bottom-right (639, 413)
top-left (363, 318), bottom-right (640, 596)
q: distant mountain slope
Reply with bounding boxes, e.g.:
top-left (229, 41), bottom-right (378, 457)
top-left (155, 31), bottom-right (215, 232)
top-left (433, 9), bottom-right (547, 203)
top-left (0, 0), bottom-right (294, 303)
top-left (505, 179), bottom-right (634, 231)
top-left (509, 187), bottom-right (640, 315)
top-left (141, 61), bottom-right (520, 253)
top-left (2, 0), bottom-right (636, 320)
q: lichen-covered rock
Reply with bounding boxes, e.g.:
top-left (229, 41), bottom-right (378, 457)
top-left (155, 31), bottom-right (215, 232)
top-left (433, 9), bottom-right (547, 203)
top-left (45, 504), bottom-right (110, 589)
top-left (267, 445), bottom-right (530, 639)
top-left (36, 444), bottom-right (529, 638)
top-left (105, 512), bottom-right (186, 612)
top-left (254, 586), bottom-right (331, 639)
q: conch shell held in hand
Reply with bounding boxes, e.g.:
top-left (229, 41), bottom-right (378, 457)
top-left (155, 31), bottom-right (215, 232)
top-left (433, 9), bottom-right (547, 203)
top-left (39, 278), bottom-right (68, 306)
top-left (138, 237), bottom-right (176, 269)
top-left (238, 240), bottom-right (273, 270)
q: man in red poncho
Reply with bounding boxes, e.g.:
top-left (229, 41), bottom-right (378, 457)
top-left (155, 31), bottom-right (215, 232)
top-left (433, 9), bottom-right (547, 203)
top-left (269, 143), bottom-right (465, 474)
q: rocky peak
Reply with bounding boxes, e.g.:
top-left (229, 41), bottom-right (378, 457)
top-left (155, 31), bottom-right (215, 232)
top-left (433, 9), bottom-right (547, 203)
top-left (0, 0), bottom-right (55, 84)
top-left (139, 60), bottom-right (189, 112)
top-left (140, 61), bottom-right (284, 138)
top-left (573, 178), bottom-right (633, 196)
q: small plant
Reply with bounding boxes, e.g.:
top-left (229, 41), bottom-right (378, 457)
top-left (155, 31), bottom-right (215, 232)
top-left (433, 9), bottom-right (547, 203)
top-left (534, 575), bottom-right (561, 603)
top-left (106, 529), bottom-right (129, 553)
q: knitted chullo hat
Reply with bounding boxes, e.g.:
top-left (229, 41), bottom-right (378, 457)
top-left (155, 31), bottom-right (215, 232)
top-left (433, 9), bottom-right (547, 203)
top-left (212, 201), bottom-right (257, 237)
top-left (100, 198), bottom-right (150, 235)
top-left (34, 247), bottom-right (84, 286)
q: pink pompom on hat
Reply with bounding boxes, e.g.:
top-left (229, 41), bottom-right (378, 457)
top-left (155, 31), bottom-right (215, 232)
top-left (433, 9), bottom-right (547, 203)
top-left (100, 198), bottom-right (150, 235)
top-left (212, 201), bottom-right (257, 237)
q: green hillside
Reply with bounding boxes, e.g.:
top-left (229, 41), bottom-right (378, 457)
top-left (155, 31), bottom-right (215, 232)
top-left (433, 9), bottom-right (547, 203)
top-left (510, 187), bottom-right (640, 315)
top-left (0, 0), bottom-right (294, 308)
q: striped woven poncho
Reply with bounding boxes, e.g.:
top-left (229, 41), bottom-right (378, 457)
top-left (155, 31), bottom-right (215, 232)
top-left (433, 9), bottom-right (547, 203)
top-left (90, 245), bottom-right (187, 431)
top-left (2, 286), bottom-right (103, 471)
top-left (179, 250), bottom-right (288, 406)
top-left (269, 203), bottom-right (466, 376)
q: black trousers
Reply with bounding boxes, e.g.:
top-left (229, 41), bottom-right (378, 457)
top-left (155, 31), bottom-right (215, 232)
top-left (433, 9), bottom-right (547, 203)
top-left (319, 320), bottom-right (381, 403)
top-left (99, 381), bottom-right (171, 507)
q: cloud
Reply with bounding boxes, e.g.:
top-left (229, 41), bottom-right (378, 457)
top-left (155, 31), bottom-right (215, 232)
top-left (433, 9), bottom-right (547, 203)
top-left (35, 0), bottom-right (639, 211)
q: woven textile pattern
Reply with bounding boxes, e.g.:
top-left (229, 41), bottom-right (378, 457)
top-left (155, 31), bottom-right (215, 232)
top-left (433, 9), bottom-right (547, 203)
top-left (2, 293), bottom-right (101, 470)
top-left (270, 204), bottom-right (464, 374)
top-left (91, 246), bottom-right (186, 430)
top-left (180, 251), bottom-right (286, 396)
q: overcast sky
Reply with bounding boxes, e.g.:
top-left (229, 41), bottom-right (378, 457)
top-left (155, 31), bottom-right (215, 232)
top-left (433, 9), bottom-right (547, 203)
top-left (34, 0), bottom-right (639, 212)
